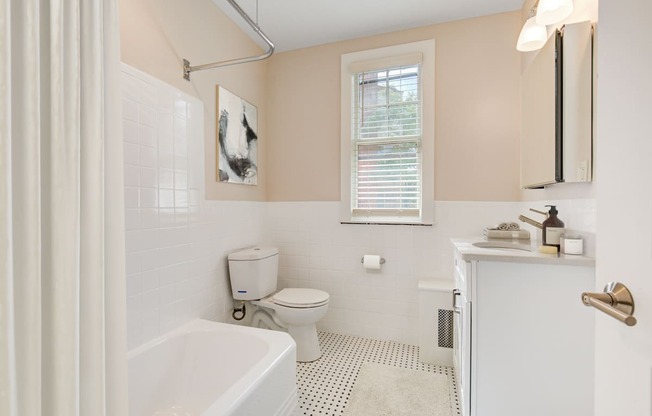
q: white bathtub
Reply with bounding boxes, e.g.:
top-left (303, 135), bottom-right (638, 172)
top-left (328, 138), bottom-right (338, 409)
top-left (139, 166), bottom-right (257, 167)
top-left (128, 319), bottom-right (298, 416)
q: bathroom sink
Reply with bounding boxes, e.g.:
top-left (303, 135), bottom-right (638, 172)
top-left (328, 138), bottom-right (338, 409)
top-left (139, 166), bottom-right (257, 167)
top-left (472, 241), bottom-right (534, 252)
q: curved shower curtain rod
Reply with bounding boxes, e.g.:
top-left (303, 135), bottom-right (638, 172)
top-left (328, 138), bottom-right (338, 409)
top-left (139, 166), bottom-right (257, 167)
top-left (183, 0), bottom-right (275, 81)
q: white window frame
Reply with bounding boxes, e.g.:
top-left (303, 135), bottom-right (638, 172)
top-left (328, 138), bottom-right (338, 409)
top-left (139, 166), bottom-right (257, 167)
top-left (340, 40), bottom-right (435, 224)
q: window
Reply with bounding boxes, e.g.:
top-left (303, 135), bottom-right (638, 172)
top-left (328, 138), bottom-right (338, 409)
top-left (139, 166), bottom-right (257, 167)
top-left (352, 64), bottom-right (421, 218)
top-left (341, 41), bottom-right (434, 224)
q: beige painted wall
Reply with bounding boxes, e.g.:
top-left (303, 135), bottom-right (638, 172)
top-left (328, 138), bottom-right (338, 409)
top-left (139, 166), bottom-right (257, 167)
top-left (119, 0), bottom-right (268, 201)
top-left (266, 12), bottom-right (523, 201)
top-left (120, 1), bottom-right (593, 204)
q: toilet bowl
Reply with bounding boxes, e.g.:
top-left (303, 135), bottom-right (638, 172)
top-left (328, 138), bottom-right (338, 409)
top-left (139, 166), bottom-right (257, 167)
top-left (227, 247), bottom-right (330, 362)
top-left (252, 288), bottom-right (329, 362)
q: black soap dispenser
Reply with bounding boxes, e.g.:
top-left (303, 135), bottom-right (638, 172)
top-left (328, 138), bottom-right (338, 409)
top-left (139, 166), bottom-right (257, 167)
top-left (542, 205), bottom-right (565, 248)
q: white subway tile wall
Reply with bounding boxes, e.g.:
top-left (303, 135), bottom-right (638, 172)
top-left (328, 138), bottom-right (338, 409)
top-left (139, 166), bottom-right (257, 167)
top-left (122, 65), bottom-right (266, 350)
top-left (121, 65), bottom-right (597, 350)
top-left (266, 199), bottom-right (595, 345)
top-left (266, 201), bottom-right (522, 345)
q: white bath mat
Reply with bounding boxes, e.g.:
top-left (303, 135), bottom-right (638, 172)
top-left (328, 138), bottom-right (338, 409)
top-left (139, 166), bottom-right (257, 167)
top-left (343, 362), bottom-right (453, 416)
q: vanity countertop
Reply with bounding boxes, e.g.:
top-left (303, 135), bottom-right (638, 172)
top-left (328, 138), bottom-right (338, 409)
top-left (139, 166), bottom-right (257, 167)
top-left (452, 237), bottom-right (595, 267)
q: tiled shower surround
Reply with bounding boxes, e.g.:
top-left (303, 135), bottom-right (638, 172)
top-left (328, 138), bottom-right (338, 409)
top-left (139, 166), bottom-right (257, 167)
top-left (122, 64), bottom-right (597, 350)
top-left (121, 65), bottom-right (266, 349)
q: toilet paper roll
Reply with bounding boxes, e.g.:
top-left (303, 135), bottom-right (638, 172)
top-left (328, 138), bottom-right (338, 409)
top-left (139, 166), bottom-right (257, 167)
top-left (363, 255), bottom-right (382, 270)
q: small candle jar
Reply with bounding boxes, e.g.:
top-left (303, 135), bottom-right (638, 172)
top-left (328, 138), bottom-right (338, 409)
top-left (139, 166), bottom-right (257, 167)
top-left (560, 234), bottom-right (583, 255)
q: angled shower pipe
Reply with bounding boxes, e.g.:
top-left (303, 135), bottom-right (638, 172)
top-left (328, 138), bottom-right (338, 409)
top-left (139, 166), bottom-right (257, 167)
top-left (183, 0), bottom-right (275, 81)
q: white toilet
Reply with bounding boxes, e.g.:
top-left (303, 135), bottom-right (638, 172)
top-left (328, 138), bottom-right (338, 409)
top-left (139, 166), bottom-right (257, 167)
top-left (228, 246), bottom-right (329, 362)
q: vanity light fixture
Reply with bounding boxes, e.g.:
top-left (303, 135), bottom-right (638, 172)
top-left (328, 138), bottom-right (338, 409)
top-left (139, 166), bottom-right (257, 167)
top-left (516, 0), bottom-right (574, 52)
top-left (536, 0), bottom-right (574, 25)
top-left (516, 15), bottom-right (547, 52)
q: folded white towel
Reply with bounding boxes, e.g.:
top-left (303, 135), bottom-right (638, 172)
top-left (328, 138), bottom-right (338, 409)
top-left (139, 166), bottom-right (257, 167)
top-left (490, 222), bottom-right (520, 231)
top-left (484, 229), bottom-right (530, 240)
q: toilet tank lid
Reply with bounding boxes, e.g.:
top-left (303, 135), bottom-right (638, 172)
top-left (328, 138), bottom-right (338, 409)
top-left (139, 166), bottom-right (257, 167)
top-left (228, 246), bottom-right (278, 261)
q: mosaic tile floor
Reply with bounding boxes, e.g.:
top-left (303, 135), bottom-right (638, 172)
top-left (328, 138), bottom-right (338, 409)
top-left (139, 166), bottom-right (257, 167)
top-left (296, 332), bottom-right (461, 416)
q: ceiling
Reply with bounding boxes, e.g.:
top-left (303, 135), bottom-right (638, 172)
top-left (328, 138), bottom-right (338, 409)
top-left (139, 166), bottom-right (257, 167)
top-left (212, 0), bottom-right (523, 52)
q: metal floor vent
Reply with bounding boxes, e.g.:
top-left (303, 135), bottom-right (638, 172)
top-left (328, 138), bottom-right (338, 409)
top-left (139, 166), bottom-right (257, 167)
top-left (437, 309), bottom-right (454, 349)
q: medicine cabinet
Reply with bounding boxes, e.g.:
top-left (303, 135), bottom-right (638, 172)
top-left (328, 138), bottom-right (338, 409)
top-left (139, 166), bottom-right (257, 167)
top-left (521, 21), bottom-right (593, 189)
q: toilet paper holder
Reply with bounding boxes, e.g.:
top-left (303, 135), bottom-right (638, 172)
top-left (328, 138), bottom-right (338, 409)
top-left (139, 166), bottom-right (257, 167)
top-left (360, 256), bottom-right (386, 264)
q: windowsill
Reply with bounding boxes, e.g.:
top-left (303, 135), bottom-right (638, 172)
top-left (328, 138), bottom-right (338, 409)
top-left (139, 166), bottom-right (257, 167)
top-left (340, 220), bottom-right (433, 226)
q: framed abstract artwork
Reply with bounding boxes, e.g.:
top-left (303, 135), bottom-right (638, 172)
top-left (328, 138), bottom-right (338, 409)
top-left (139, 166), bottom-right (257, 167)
top-left (216, 85), bottom-right (258, 185)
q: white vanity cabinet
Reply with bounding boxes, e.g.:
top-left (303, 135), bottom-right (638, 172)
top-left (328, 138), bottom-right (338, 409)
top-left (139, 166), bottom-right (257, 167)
top-left (453, 240), bottom-right (595, 416)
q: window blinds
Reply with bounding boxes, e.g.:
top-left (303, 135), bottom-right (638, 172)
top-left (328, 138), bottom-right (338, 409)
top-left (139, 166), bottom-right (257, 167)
top-left (352, 64), bottom-right (422, 217)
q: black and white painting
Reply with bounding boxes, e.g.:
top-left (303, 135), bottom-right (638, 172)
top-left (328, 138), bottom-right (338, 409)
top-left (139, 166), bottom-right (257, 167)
top-left (216, 85), bottom-right (258, 185)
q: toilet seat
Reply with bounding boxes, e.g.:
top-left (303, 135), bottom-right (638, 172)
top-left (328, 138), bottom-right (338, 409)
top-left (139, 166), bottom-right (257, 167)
top-left (272, 288), bottom-right (329, 308)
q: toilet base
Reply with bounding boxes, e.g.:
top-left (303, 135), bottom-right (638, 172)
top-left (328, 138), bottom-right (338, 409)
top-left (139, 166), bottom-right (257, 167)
top-left (288, 323), bottom-right (322, 362)
top-left (249, 304), bottom-right (323, 362)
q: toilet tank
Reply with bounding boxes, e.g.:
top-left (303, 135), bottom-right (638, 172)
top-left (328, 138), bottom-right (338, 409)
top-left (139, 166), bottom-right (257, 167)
top-left (228, 247), bottom-right (279, 300)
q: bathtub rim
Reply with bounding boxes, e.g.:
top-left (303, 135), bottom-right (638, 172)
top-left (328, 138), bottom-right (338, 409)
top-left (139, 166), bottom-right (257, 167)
top-left (127, 318), bottom-right (297, 416)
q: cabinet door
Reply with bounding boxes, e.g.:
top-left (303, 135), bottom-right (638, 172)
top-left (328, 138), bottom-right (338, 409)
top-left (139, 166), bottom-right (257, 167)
top-left (473, 261), bottom-right (594, 416)
top-left (453, 261), bottom-right (472, 416)
top-left (459, 298), bottom-right (471, 416)
top-left (521, 21), bottom-right (593, 188)
top-left (562, 21), bottom-right (593, 183)
top-left (521, 31), bottom-right (559, 188)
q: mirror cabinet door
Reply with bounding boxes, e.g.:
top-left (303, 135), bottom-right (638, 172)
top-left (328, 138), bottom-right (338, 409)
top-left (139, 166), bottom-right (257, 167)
top-left (562, 21), bottom-right (593, 183)
top-left (520, 21), bottom-right (593, 189)
top-left (521, 32), bottom-right (559, 189)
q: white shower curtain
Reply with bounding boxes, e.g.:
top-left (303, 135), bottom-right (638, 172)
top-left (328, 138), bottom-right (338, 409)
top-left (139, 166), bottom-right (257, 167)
top-left (0, 1), bottom-right (128, 415)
